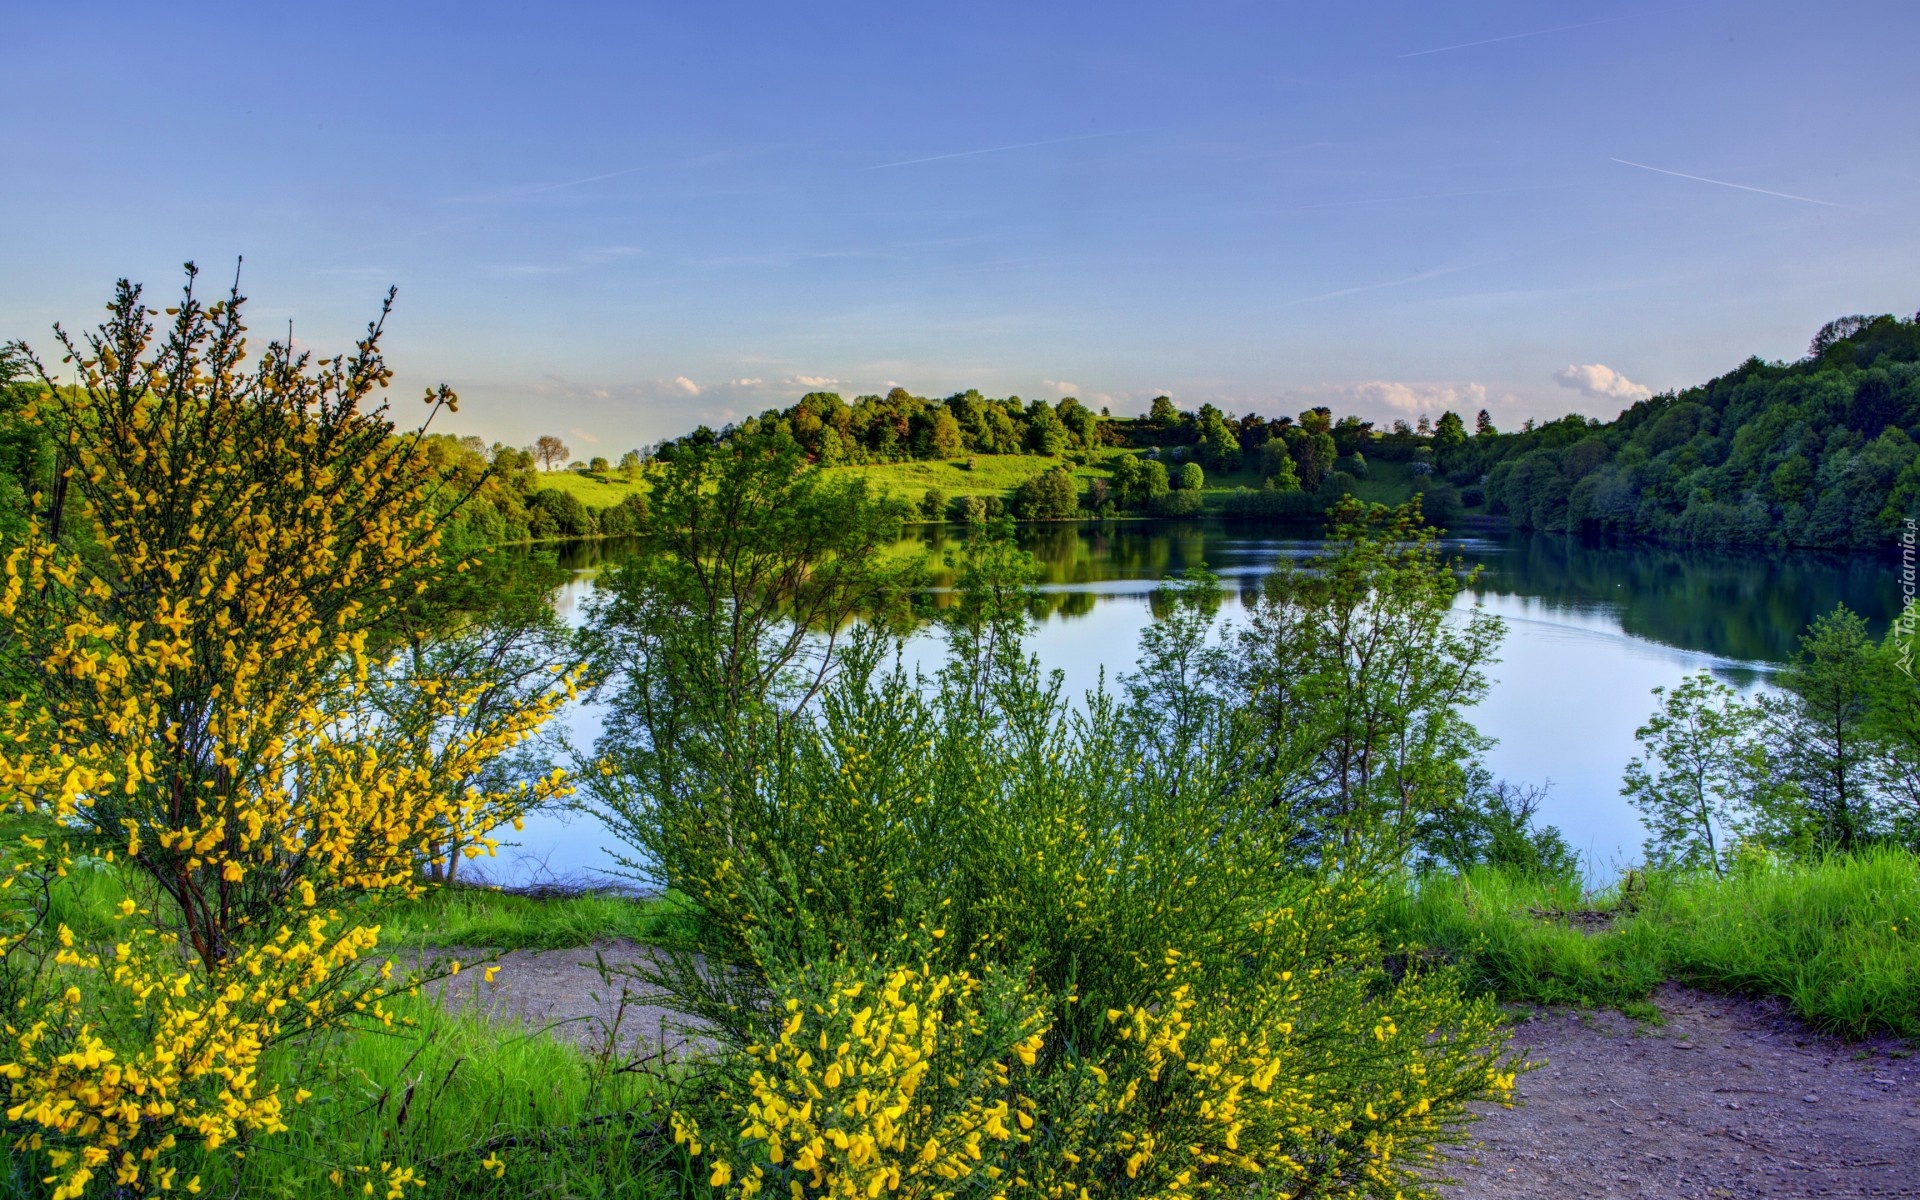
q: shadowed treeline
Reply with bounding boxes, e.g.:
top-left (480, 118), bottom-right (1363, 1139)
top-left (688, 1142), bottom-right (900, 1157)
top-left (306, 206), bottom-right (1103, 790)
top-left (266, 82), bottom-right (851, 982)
top-left (545, 520), bottom-right (1906, 664)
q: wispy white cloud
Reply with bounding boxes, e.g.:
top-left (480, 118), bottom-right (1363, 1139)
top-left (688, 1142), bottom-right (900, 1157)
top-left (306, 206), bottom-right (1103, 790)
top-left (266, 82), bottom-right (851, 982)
top-left (787, 375), bottom-right (839, 388)
top-left (568, 427), bottom-right (601, 445)
top-left (448, 166), bottom-right (650, 205)
top-left (672, 376), bottom-right (701, 396)
top-left (1043, 379), bottom-right (1079, 393)
top-left (1292, 186), bottom-right (1549, 211)
top-left (1610, 158), bottom-right (1846, 209)
top-left (730, 377), bottom-right (764, 388)
top-left (1555, 363), bottom-right (1651, 401)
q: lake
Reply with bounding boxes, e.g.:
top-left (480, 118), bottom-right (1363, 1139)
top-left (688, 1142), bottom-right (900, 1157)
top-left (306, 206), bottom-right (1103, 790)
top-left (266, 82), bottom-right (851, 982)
top-left (483, 522), bottom-right (1909, 888)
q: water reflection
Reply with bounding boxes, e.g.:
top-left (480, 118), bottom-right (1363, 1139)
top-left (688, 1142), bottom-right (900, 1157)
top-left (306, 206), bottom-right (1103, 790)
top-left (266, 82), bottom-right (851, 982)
top-left (511, 522), bottom-right (1904, 885)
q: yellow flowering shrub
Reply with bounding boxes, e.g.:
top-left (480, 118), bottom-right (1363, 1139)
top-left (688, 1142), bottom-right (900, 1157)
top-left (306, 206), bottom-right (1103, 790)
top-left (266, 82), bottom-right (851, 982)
top-left (0, 269), bottom-right (573, 1196)
top-left (674, 951), bottom-right (1049, 1199)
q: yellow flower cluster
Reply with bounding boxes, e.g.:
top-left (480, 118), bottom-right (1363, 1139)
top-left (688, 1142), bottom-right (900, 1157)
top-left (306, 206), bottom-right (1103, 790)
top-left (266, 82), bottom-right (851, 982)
top-left (1037, 928), bottom-right (1518, 1199)
top-left (3, 906), bottom-right (383, 1199)
top-left (676, 964), bottom-right (1047, 1199)
top-left (0, 281), bottom-right (575, 1195)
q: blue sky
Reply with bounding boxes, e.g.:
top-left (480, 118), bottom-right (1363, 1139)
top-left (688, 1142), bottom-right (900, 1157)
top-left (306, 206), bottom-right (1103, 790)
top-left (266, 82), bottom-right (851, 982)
top-left (6, 2), bottom-right (1918, 452)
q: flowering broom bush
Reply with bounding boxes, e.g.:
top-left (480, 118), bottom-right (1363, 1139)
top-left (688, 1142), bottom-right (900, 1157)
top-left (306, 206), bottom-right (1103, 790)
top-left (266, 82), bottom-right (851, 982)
top-left (0, 268), bottom-right (573, 1197)
top-left (584, 451), bottom-right (1522, 1199)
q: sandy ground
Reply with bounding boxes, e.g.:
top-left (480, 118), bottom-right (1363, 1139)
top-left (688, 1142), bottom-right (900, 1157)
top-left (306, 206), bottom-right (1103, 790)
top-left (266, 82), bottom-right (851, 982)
top-left (1441, 984), bottom-right (1920, 1199)
top-left (427, 944), bottom-right (1920, 1198)
top-left (418, 940), bottom-right (713, 1061)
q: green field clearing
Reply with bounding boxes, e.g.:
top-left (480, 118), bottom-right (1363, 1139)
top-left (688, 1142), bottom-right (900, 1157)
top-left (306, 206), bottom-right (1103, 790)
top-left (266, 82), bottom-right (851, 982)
top-left (536, 470), bottom-right (650, 507)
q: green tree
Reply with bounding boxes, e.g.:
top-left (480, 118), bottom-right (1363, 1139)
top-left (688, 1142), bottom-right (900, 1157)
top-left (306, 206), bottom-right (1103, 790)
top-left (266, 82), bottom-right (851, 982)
top-left (1868, 602), bottom-right (1920, 846)
top-left (528, 487), bottom-right (593, 537)
top-left (618, 447), bottom-right (643, 481)
top-left (1235, 499), bottom-right (1504, 850)
top-left (1474, 409), bottom-right (1496, 438)
top-left (580, 425), bottom-right (917, 813)
top-left (1011, 466), bottom-right (1079, 520)
top-left (919, 485), bottom-right (949, 521)
top-left (1761, 605), bottom-right (1882, 850)
top-left (1195, 410), bottom-right (1239, 472)
top-left (0, 344), bottom-right (52, 547)
top-left (588, 454), bottom-right (610, 474)
top-left (1292, 430), bottom-right (1336, 490)
top-left (929, 407), bottom-right (965, 457)
top-left (1332, 416), bottom-right (1373, 458)
top-left (1622, 673), bottom-right (1779, 874)
top-left (1025, 401), bottom-right (1068, 456)
top-left (1109, 454), bottom-right (1170, 510)
top-left (1174, 461), bottom-right (1205, 491)
top-left (1433, 410), bottom-right (1467, 452)
top-left (1056, 396), bottom-right (1099, 447)
top-left (1259, 440), bottom-right (1301, 490)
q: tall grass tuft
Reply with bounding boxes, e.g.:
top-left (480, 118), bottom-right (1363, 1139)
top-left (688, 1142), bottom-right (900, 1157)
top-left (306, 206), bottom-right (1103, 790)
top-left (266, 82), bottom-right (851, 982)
top-left (375, 885), bottom-right (699, 950)
top-left (1618, 847), bottom-right (1920, 1040)
top-left (1383, 868), bottom-right (1661, 1009)
top-left (184, 993), bottom-right (676, 1198)
top-left (1391, 850), bottom-right (1920, 1041)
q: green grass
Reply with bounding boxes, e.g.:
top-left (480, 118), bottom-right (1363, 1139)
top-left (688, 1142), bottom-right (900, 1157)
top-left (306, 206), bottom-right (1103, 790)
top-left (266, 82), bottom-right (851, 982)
top-left (535, 470), bottom-right (650, 508)
top-left (375, 885), bottom-right (697, 950)
top-left (829, 451), bottom-right (1125, 504)
top-left (1619, 847), bottom-right (1920, 1041)
top-left (533, 452), bottom-right (1482, 525)
top-left (176, 993), bottom-right (677, 1199)
top-left (1384, 867), bottom-right (1662, 1009)
top-left (1391, 850), bottom-right (1920, 1041)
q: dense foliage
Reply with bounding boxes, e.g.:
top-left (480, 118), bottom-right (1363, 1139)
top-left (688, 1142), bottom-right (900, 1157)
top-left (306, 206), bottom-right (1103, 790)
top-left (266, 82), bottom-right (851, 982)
top-left (0, 271), bottom-right (575, 1197)
top-left (1481, 313), bottom-right (1920, 548)
top-left (1624, 602), bottom-right (1920, 867)
top-left (582, 436), bottom-right (1522, 1198)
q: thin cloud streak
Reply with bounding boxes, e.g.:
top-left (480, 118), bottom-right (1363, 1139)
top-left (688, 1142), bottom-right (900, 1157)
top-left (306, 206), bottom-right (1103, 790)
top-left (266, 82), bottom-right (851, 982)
top-left (525, 164), bottom-right (652, 194)
top-left (1397, 17), bottom-right (1624, 59)
top-left (1288, 262), bottom-right (1486, 305)
top-left (1293, 185), bottom-right (1552, 211)
top-left (1609, 158), bottom-right (1847, 208)
top-left (864, 129), bottom-right (1140, 171)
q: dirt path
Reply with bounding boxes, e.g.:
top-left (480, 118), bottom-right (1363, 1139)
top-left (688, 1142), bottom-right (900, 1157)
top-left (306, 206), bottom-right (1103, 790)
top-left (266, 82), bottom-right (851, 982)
top-left (430, 946), bottom-right (1919, 1197)
top-left (420, 940), bottom-right (713, 1060)
top-left (1442, 984), bottom-right (1919, 1199)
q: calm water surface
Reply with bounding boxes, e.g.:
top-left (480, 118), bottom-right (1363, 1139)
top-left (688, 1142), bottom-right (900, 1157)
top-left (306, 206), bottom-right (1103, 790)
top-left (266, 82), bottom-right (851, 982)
top-left (481, 523), bottom-right (1907, 887)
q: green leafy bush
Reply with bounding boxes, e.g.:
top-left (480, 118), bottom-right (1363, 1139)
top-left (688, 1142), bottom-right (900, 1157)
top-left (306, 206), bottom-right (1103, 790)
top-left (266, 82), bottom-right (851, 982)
top-left (585, 484), bottom-right (1524, 1197)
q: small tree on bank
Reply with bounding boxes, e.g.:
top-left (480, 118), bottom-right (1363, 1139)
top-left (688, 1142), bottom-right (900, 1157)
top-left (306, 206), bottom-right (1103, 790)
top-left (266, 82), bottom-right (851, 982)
top-left (1623, 672), bottom-right (1781, 874)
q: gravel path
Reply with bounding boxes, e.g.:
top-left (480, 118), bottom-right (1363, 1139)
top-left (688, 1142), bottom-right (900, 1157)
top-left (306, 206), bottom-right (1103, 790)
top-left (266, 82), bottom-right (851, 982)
top-left (1441, 984), bottom-right (1919, 1199)
top-left (426, 945), bottom-right (1919, 1197)
top-left (418, 940), bottom-right (713, 1060)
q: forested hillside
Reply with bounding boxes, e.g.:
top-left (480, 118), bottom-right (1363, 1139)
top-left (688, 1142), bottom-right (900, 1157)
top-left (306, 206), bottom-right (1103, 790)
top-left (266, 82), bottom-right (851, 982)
top-left (1483, 313), bottom-right (1920, 548)
top-left (9, 310), bottom-right (1917, 550)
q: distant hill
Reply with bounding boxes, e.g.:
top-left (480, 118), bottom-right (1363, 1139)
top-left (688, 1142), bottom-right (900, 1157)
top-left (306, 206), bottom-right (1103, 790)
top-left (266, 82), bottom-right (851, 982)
top-left (12, 313), bottom-right (1914, 550)
top-left (1482, 313), bottom-right (1920, 549)
top-left (672, 316), bottom-right (1920, 547)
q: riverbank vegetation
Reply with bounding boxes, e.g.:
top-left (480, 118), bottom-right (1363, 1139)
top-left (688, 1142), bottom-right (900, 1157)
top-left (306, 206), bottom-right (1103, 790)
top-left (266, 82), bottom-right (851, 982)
top-left (1, 270), bottom-right (1914, 1199)
top-left (0, 273), bottom-right (1532, 1198)
top-left (494, 307), bottom-right (1920, 546)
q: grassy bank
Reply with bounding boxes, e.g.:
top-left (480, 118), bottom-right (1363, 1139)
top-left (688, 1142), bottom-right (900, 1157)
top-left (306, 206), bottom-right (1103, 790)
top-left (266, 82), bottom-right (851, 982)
top-left (1390, 848), bottom-right (1920, 1041)
top-left (166, 993), bottom-right (673, 1199)
top-left (530, 452), bottom-right (1497, 528)
top-left (376, 884), bottom-right (696, 950)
